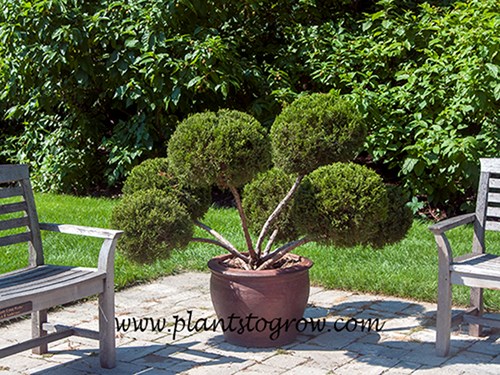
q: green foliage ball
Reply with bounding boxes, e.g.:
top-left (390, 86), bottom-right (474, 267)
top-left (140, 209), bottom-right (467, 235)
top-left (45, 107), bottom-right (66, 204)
top-left (122, 158), bottom-right (211, 220)
top-left (270, 92), bottom-right (366, 175)
top-left (243, 168), bottom-right (301, 243)
top-left (111, 189), bottom-right (193, 263)
top-left (122, 158), bottom-right (172, 195)
top-left (370, 185), bottom-right (413, 248)
top-left (295, 163), bottom-right (388, 247)
top-left (167, 109), bottom-right (271, 189)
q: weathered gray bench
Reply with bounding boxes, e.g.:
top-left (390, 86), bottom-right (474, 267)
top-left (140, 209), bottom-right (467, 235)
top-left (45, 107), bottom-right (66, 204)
top-left (0, 164), bottom-right (123, 368)
top-left (429, 158), bottom-right (500, 356)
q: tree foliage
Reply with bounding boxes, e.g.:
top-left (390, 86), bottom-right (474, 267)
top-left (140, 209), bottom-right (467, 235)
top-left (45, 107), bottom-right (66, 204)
top-left (111, 188), bottom-right (193, 263)
top-left (167, 109), bottom-right (271, 189)
top-left (123, 158), bottom-right (211, 219)
top-left (271, 91), bottom-right (365, 175)
top-left (297, 0), bottom-right (500, 208)
top-left (0, 0), bottom-right (497, 210)
top-left (295, 163), bottom-right (389, 247)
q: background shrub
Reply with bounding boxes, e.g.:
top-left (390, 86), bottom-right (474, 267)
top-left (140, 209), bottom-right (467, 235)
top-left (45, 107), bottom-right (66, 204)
top-left (111, 189), bottom-right (193, 263)
top-left (270, 92), bottom-right (365, 175)
top-left (298, 0), bottom-right (500, 210)
top-left (167, 109), bottom-right (271, 189)
top-left (295, 163), bottom-right (388, 247)
top-left (123, 158), bottom-right (211, 219)
top-left (0, 0), bottom-right (496, 212)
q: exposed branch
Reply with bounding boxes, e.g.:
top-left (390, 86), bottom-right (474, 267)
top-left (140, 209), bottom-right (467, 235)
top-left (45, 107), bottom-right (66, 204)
top-left (256, 174), bottom-right (304, 255)
top-left (256, 237), bottom-right (310, 270)
top-left (263, 229), bottom-right (279, 256)
top-left (192, 238), bottom-right (251, 270)
top-left (228, 184), bottom-right (256, 261)
top-left (194, 220), bottom-right (249, 263)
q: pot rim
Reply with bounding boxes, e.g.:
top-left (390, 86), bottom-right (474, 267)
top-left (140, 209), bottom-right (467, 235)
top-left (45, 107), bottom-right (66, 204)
top-left (207, 252), bottom-right (313, 278)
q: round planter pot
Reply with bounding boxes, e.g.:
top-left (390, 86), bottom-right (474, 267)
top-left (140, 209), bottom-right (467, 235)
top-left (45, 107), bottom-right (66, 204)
top-left (207, 253), bottom-right (313, 347)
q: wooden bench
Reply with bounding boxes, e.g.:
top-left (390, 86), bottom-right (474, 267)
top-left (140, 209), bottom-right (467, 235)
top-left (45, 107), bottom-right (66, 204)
top-left (429, 158), bottom-right (500, 356)
top-left (0, 164), bottom-right (123, 368)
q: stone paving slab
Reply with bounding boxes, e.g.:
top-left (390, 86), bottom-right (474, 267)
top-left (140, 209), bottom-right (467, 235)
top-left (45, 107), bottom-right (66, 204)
top-left (1, 272), bottom-right (499, 374)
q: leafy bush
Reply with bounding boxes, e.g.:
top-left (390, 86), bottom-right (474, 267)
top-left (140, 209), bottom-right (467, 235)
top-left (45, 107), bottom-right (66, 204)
top-left (1, 0), bottom-right (495, 211)
top-left (167, 110), bottom-right (271, 189)
top-left (0, 118), bottom-right (103, 193)
top-left (270, 92), bottom-right (365, 175)
top-left (243, 168), bottom-right (300, 243)
top-left (299, 0), bottom-right (500, 208)
top-left (123, 158), bottom-right (211, 219)
top-left (295, 163), bottom-right (389, 247)
top-left (111, 189), bottom-right (193, 263)
top-left (1, 0), bottom-right (359, 192)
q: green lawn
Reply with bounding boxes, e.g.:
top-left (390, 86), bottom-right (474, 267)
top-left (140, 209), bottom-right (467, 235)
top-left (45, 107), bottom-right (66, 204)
top-left (2, 193), bottom-right (500, 310)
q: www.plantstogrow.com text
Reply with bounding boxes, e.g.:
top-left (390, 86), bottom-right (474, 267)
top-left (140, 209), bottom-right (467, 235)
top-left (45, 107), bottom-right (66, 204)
top-left (115, 310), bottom-right (385, 341)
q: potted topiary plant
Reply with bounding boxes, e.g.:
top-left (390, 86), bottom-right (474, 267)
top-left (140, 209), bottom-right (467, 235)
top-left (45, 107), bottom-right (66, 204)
top-left (112, 91), bottom-right (413, 347)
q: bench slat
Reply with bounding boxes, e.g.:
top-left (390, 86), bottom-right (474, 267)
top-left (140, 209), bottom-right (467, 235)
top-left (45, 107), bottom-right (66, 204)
top-left (489, 192), bottom-right (500, 203)
top-left (0, 265), bottom-right (75, 289)
top-left (490, 178), bottom-right (500, 189)
top-left (0, 266), bottom-right (60, 288)
top-left (0, 165), bottom-right (29, 184)
top-left (0, 217), bottom-right (29, 232)
top-left (451, 254), bottom-right (500, 277)
top-left (487, 206), bottom-right (500, 218)
top-left (0, 232), bottom-right (31, 247)
top-left (0, 266), bottom-right (105, 309)
top-left (486, 220), bottom-right (500, 231)
top-left (0, 202), bottom-right (27, 216)
top-left (0, 186), bottom-right (23, 199)
top-left (0, 268), bottom-right (97, 295)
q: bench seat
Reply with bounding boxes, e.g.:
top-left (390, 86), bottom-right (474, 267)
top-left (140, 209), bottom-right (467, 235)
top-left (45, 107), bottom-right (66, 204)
top-left (0, 265), bottom-right (106, 315)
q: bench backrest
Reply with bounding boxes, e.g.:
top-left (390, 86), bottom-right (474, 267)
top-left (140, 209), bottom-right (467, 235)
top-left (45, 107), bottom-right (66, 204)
top-left (0, 164), bottom-right (43, 266)
top-left (473, 158), bottom-right (500, 253)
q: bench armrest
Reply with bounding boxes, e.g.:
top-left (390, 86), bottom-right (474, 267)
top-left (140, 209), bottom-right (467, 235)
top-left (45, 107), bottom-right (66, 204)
top-left (428, 213), bottom-right (476, 265)
top-left (40, 222), bottom-right (123, 273)
top-left (428, 213), bottom-right (476, 235)
top-left (39, 223), bottom-right (123, 239)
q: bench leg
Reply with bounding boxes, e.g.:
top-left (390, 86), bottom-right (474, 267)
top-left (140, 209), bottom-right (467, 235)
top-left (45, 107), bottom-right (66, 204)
top-left (436, 270), bottom-right (452, 356)
top-left (31, 310), bottom-right (48, 355)
top-left (469, 287), bottom-right (483, 337)
top-left (99, 277), bottom-right (116, 368)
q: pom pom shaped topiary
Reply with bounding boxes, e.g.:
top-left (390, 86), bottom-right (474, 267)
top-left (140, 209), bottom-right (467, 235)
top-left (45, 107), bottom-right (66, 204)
top-left (167, 109), bottom-right (272, 189)
top-left (243, 168), bottom-right (301, 243)
top-left (123, 158), bottom-right (211, 220)
top-left (112, 92), bottom-right (411, 270)
top-left (270, 92), bottom-right (365, 175)
top-left (122, 158), bottom-right (172, 195)
top-left (295, 163), bottom-right (388, 247)
top-left (369, 185), bottom-right (413, 248)
top-left (111, 189), bottom-right (193, 263)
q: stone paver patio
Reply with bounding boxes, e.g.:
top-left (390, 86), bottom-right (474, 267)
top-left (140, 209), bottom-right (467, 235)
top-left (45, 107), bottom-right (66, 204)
top-left (1, 272), bottom-right (499, 374)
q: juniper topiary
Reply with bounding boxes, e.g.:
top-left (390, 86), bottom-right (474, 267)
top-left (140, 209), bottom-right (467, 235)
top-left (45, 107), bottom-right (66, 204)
top-left (243, 168), bottom-right (301, 243)
top-left (271, 91), bottom-right (365, 175)
top-left (294, 162), bottom-right (388, 247)
top-left (369, 185), bottom-right (413, 248)
top-left (167, 109), bottom-right (272, 189)
top-left (113, 93), bottom-right (412, 270)
top-left (123, 158), bottom-right (211, 220)
top-left (111, 189), bottom-right (193, 263)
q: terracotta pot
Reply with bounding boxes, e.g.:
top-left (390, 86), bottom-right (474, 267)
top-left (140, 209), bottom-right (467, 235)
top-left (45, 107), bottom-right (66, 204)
top-left (207, 253), bottom-right (313, 347)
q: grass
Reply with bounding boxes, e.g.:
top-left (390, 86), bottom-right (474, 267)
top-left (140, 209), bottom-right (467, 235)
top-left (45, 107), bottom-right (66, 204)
top-left (2, 193), bottom-right (500, 310)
